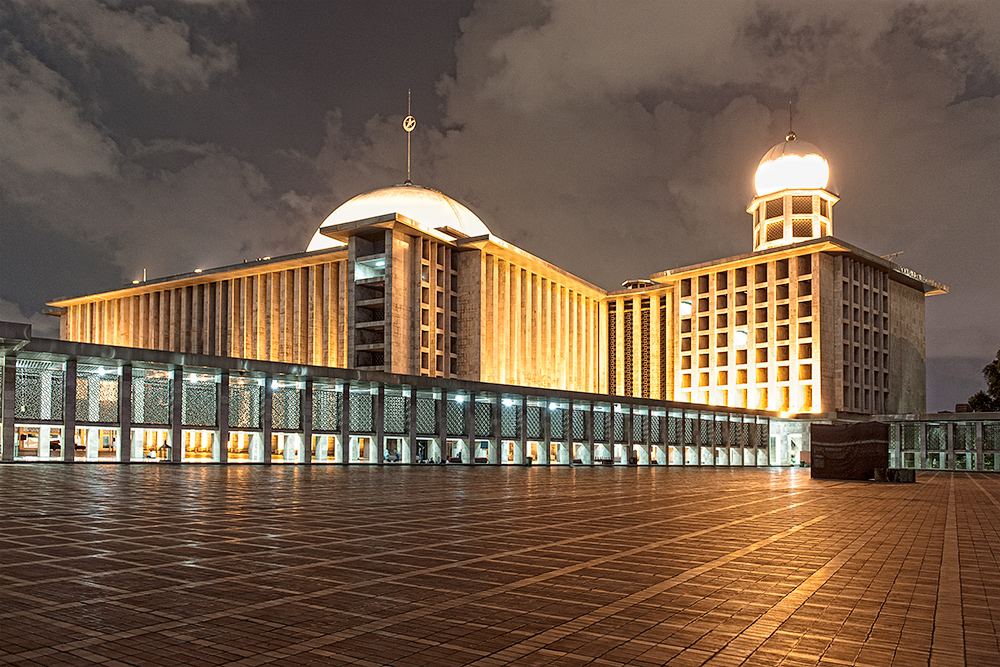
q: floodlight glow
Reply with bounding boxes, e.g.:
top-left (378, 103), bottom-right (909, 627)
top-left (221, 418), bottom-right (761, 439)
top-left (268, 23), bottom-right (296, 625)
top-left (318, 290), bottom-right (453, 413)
top-left (271, 380), bottom-right (281, 390)
top-left (680, 300), bottom-right (693, 316)
top-left (549, 403), bottom-right (558, 411)
top-left (502, 398), bottom-right (514, 407)
top-left (454, 394), bottom-right (465, 403)
top-left (734, 329), bottom-right (749, 348)
top-left (375, 260), bottom-right (385, 267)
top-left (189, 373), bottom-right (198, 383)
top-left (96, 367), bottom-right (106, 376)
top-left (755, 153), bottom-right (829, 197)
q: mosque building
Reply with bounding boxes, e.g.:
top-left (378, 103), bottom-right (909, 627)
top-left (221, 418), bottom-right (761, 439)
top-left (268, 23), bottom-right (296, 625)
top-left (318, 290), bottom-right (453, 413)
top-left (46, 132), bottom-right (946, 420)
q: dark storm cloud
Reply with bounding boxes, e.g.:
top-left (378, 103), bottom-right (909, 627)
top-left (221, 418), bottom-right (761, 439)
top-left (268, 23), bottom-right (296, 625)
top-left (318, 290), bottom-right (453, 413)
top-left (1, 0), bottom-right (998, 410)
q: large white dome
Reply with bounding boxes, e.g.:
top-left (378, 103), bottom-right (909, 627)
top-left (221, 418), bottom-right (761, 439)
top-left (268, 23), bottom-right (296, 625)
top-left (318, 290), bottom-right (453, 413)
top-left (307, 183), bottom-right (490, 252)
top-left (753, 135), bottom-right (832, 197)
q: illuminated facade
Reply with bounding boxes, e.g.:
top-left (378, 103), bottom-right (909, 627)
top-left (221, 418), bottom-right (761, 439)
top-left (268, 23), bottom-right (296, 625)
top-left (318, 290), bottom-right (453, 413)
top-left (47, 135), bottom-right (945, 418)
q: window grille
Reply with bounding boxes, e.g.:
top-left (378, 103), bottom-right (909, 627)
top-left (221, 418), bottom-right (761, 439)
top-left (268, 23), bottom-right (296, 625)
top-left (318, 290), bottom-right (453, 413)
top-left (593, 410), bottom-right (607, 441)
top-left (133, 368), bottom-right (171, 426)
top-left (182, 378), bottom-right (216, 427)
top-left (312, 385), bottom-right (340, 432)
top-left (632, 414), bottom-right (645, 442)
top-left (474, 401), bottom-right (492, 437)
top-left (623, 309), bottom-right (633, 396)
top-left (792, 219), bottom-right (813, 237)
top-left (14, 359), bottom-right (64, 421)
top-left (447, 400), bottom-right (465, 436)
top-left (714, 420), bottom-right (724, 446)
top-left (984, 423), bottom-right (1000, 450)
top-left (925, 424), bottom-right (946, 450)
top-left (76, 365), bottom-right (119, 423)
top-left (272, 386), bottom-right (301, 431)
top-left (756, 421), bottom-right (769, 449)
top-left (416, 397), bottom-right (437, 435)
top-left (229, 380), bottom-right (262, 429)
top-left (700, 417), bottom-right (714, 447)
top-left (792, 195), bottom-right (813, 214)
top-left (668, 416), bottom-right (680, 444)
top-left (613, 411), bottom-right (625, 442)
top-left (765, 198), bottom-right (784, 219)
top-left (954, 423), bottom-right (976, 450)
top-left (684, 418), bottom-right (695, 445)
top-left (572, 409), bottom-right (586, 440)
top-left (608, 305), bottom-right (617, 395)
top-left (659, 303), bottom-right (667, 399)
top-left (641, 308), bottom-right (650, 398)
top-left (550, 408), bottom-right (565, 440)
top-left (384, 394), bottom-right (409, 434)
top-left (766, 221), bottom-right (784, 242)
top-left (820, 199), bottom-right (829, 216)
top-left (501, 402), bottom-right (520, 439)
top-left (526, 405), bottom-right (541, 439)
top-left (650, 415), bottom-right (661, 442)
top-left (349, 392), bottom-right (374, 433)
top-left (742, 422), bottom-right (752, 448)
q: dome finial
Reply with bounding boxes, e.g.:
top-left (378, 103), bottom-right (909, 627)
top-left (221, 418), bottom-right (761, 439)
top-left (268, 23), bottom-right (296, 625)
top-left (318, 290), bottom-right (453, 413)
top-left (402, 89), bottom-right (416, 185)
top-left (786, 100), bottom-right (796, 142)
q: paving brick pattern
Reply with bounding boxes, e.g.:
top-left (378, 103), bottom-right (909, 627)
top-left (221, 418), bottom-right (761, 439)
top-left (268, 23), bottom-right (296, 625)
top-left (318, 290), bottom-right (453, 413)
top-left (0, 466), bottom-right (998, 666)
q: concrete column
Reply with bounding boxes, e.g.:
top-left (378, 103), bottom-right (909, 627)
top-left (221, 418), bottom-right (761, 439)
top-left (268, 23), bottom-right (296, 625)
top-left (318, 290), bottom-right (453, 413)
top-left (170, 368), bottom-right (182, 463)
top-left (119, 365), bottom-right (132, 462)
top-left (262, 375), bottom-right (273, 464)
top-left (976, 421), bottom-right (984, 472)
top-left (492, 393), bottom-right (502, 464)
top-left (407, 386), bottom-right (417, 464)
top-left (302, 379), bottom-right (313, 464)
top-left (217, 369), bottom-right (229, 463)
top-left (375, 385), bottom-right (385, 464)
top-left (541, 402), bottom-right (551, 466)
top-left (946, 422), bottom-right (954, 471)
top-left (465, 394), bottom-right (475, 464)
top-left (1, 357), bottom-right (15, 462)
top-left (63, 359), bottom-right (77, 461)
top-left (339, 384), bottom-right (350, 464)
top-left (586, 404), bottom-right (595, 466)
top-left (437, 390), bottom-right (447, 462)
top-left (519, 395), bottom-right (528, 464)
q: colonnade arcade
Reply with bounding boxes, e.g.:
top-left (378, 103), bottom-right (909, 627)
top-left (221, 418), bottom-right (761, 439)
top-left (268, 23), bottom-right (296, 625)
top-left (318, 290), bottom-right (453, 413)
top-left (1, 336), bottom-right (774, 466)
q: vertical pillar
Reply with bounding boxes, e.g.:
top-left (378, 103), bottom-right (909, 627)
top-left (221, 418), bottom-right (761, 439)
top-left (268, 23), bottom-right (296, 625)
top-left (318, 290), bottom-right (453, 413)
top-left (218, 369), bottom-right (229, 463)
top-left (63, 359), bottom-right (77, 462)
top-left (375, 384), bottom-right (385, 464)
top-left (170, 368), bottom-right (182, 463)
top-left (1, 357), bottom-right (15, 462)
top-left (976, 421), bottom-right (984, 472)
top-left (586, 404), bottom-right (595, 466)
top-left (302, 379), bottom-right (313, 464)
top-left (339, 384), bottom-right (350, 464)
top-left (119, 365), bottom-right (132, 462)
top-left (519, 394), bottom-right (528, 464)
top-left (407, 386), bottom-right (417, 464)
top-left (541, 401), bottom-right (551, 466)
top-left (262, 374), bottom-right (273, 464)
top-left (465, 393), bottom-right (475, 465)
top-left (437, 390), bottom-right (448, 462)
top-left (492, 393), bottom-right (502, 464)
top-left (946, 422), bottom-right (955, 471)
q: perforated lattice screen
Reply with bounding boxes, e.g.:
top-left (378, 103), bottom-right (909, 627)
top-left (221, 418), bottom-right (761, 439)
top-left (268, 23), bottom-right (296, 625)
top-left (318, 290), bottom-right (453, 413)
top-left (632, 414), bottom-right (645, 442)
top-left (550, 409), bottom-right (566, 440)
top-left (349, 392), bottom-right (374, 433)
top-left (668, 416), bottom-right (680, 444)
top-left (623, 310), bottom-right (633, 396)
top-left (700, 418), bottom-right (714, 448)
top-left (765, 198), bottom-right (783, 219)
top-left (593, 410), bottom-right (607, 441)
top-left (608, 306), bottom-right (616, 395)
top-left (76, 367), bottom-right (119, 423)
top-left (182, 379), bottom-right (217, 427)
top-left (384, 394), bottom-right (408, 434)
top-left (640, 308), bottom-right (650, 398)
top-left (792, 195), bottom-right (813, 214)
top-left (525, 405), bottom-right (541, 439)
top-left (684, 418), bottom-right (695, 445)
top-left (766, 221), bottom-right (784, 242)
top-left (272, 386), bottom-right (301, 431)
top-left (715, 420), bottom-right (725, 446)
top-left (792, 219), bottom-right (813, 237)
top-left (659, 303), bottom-right (667, 399)
top-left (572, 409), bottom-right (586, 440)
top-left (501, 402), bottom-right (520, 439)
top-left (756, 421), bottom-right (769, 449)
top-left (474, 401), bottom-right (492, 437)
top-left (650, 415), bottom-right (661, 442)
top-left (416, 397), bottom-right (437, 435)
top-left (447, 400), bottom-right (466, 436)
top-left (954, 423), bottom-right (976, 450)
top-left (925, 424), bottom-right (946, 451)
top-left (984, 423), bottom-right (1000, 450)
top-left (14, 360), bottom-right (64, 421)
top-left (133, 368), bottom-right (171, 425)
top-left (613, 411), bottom-right (625, 442)
top-left (230, 381), bottom-right (263, 429)
top-left (312, 386), bottom-right (340, 432)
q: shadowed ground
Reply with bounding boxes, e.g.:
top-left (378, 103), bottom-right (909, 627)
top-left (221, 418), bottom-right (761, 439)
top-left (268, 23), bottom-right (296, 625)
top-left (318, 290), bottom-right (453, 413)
top-left (0, 466), bottom-right (995, 666)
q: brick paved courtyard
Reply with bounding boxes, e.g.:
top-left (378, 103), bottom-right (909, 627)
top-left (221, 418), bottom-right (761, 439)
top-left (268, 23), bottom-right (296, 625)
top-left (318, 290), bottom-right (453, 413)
top-left (1, 466), bottom-right (998, 666)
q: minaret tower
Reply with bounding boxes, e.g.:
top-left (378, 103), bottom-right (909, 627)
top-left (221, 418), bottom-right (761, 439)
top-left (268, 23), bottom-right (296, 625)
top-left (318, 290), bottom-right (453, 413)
top-left (748, 130), bottom-right (838, 251)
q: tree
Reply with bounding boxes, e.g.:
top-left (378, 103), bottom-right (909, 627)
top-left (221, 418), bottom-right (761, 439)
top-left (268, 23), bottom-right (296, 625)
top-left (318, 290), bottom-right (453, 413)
top-left (968, 349), bottom-right (1000, 412)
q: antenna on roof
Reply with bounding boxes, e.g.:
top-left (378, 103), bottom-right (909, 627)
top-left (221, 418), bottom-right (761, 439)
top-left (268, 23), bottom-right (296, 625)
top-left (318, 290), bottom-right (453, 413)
top-left (786, 100), bottom-right (796, 142)
top-left (402, 89), bottom-right (416, 185)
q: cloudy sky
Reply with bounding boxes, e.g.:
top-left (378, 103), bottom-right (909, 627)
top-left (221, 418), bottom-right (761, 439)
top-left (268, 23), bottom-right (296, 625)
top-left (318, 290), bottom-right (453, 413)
top-left (2, 0), bottom-right (998, 411)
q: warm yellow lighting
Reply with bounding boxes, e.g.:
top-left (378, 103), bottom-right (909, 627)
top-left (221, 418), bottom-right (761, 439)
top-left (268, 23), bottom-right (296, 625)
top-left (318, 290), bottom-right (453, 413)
top-left (755, 153), bottom-right (830, 197)
top-left (194, 268), bottom-right (203, 273)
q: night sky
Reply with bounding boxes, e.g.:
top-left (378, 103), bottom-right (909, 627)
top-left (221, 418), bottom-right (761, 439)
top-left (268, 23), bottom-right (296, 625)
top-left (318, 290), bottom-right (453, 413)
top-left (2, 0), bottom-right (998, 412)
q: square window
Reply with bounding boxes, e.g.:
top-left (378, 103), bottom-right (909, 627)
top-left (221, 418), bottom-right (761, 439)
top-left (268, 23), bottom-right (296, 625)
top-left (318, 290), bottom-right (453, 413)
top-left (798, 322), bottom-right (812, 338)
top-left (777, 346), bottom-right (790, 362)
top-left (681, 356), bottom-right (692, 370)
top-left (756, 348), bottom-right (768, 363)
top-left (717, 332), bottom-right (728, 347)
top-left (717, 313), bottom-right (728, 328)
top-left (755, 264), bottom-right (768, 284)
top-left (778, 366), bottom-right (790, 381)
top-left (736, 311), bottom-right (748, 326)
top-left (716, 294), bottom-right (728, 309)
top-left (799, 301), bottom-right (812, 317)
top-left (776, 283), bottom-right (789, 300)
top-left (698, 275), bottom-right (710, 293)
top-left (736, 349), bottom-right (748, 365)
top-left (735, 291), bottom-right (748, 306)
top-left (799, 343), bottom-right (813, 359)
top-left (776, 304), bottom-right (789, 320)
top-left (735, 268), bottom-right (747, 287)
top-left (717, 351), bottom-right (729, 366)
top-left (716, 272), bottom-right (728, 290)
